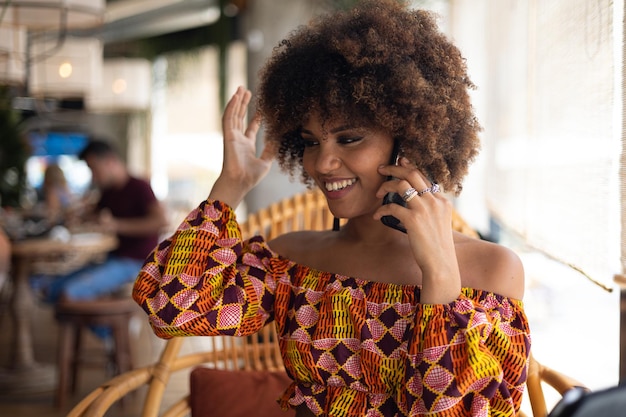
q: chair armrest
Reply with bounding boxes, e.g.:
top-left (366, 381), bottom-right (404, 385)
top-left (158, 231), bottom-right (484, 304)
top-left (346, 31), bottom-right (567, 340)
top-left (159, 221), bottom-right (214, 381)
top-left (160, 395), bottom-right (191, 417)
top-left (526, 353), bottom-right (588, 417)
top-left (67, 366), bottom-right (156, 417)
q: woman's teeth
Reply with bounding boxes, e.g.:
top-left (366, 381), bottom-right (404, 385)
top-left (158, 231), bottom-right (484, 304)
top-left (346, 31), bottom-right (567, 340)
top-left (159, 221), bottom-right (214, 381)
top-left (325, 179), bottom-right (356, 191)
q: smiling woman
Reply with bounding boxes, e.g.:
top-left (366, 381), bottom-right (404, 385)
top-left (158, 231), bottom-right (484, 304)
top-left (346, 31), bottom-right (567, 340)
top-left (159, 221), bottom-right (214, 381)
top-left (299, 115), bottom-right (394, 220)
top-left (132, 1), bottom-right (530, 416)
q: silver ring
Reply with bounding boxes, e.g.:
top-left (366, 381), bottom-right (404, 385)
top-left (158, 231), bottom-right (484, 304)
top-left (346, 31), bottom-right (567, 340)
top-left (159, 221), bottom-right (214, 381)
top-left (401, 187), bottom-right (418, 202)
top-left (417, 183), bottom-right (440, 197)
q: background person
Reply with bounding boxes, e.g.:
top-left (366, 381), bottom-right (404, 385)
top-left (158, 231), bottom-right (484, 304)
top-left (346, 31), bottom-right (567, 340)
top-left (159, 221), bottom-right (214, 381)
top-left (39, 163), bottom-right (75, 225)
top-left (0, 228), bottom-right (10, 294)
top-left (133, 1), bottom-right (531, 416)
top-left (42, 138), bottom-right (168, 306)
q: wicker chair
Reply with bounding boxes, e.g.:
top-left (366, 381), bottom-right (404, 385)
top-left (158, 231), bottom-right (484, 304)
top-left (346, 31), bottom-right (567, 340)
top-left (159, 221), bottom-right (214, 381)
top-left (66, 190), bottom-right (586, 417)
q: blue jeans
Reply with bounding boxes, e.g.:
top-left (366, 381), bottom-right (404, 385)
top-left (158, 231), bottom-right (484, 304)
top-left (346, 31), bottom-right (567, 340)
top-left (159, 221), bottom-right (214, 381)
top-left (42, 256), bottom-right (143, 303)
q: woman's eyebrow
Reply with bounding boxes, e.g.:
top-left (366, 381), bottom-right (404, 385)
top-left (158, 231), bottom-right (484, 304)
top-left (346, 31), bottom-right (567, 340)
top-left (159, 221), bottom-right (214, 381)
top-left (330, 125), bottom-right (355, 133)
top-left (301, 125), bottom-right (356, 135)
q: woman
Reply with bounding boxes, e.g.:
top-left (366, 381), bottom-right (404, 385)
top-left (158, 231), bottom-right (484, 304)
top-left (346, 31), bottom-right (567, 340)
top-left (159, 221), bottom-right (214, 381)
top-left (133, 1), bottom-right (531, 416)
top-left (41, 163), bottom-right (74, 224)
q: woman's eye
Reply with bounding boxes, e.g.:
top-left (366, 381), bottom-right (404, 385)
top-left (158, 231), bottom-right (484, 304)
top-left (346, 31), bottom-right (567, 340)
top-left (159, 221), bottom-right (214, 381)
top-left (302, 139), bottom-right (319, 147)
top-left (339, 136), bottom-right (363, 144)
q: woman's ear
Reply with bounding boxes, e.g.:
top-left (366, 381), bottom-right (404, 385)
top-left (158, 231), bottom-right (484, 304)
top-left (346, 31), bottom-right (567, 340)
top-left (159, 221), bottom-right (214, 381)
top-left (389, 139), bottom-right (401, 166)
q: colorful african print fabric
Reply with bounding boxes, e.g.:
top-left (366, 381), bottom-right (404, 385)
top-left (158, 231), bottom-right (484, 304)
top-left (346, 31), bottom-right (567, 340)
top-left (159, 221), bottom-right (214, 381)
top-left (133, 200), bottom-right (531, 417)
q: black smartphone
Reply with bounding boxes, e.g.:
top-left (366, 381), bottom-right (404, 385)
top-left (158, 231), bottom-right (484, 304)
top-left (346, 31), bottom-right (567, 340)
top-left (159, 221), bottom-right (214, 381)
top-left (381, 140), bottom-right (408, 233)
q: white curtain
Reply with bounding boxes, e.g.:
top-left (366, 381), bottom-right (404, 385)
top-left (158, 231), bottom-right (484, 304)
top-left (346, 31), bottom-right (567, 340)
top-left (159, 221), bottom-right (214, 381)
top-left (467, 0), bottom-right (620, 287)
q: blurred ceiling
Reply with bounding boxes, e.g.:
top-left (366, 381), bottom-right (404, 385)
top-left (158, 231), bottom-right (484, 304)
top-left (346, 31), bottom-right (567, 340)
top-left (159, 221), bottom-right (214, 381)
top-left (71, 0), bottom-right (243, 58)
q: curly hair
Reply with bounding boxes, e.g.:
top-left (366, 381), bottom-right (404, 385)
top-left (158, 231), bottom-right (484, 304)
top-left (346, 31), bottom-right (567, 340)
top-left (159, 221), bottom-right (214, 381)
top-left (256, 0), bottom-right (481, 194)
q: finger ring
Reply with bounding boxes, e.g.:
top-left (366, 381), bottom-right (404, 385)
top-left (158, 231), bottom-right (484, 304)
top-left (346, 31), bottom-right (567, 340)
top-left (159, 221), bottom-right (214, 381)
top-left (417, 183), bottom-right (440, 196)
top-left (401, 187), bottom-right (418, 202)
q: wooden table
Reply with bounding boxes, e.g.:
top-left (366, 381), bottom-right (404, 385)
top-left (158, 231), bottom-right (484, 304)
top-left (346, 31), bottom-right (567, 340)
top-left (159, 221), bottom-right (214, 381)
top-left (0, 232), bottom-right (118, 396)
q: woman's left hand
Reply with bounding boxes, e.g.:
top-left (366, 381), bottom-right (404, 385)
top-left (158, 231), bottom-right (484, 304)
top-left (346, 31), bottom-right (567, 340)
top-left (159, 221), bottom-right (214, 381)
top-left (374, 157), bottom-right (461, 304)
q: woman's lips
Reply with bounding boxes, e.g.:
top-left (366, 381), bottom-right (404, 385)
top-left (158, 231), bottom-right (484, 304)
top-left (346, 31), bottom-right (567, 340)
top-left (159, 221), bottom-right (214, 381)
top-left (323, 178), bottom-right (357, 199)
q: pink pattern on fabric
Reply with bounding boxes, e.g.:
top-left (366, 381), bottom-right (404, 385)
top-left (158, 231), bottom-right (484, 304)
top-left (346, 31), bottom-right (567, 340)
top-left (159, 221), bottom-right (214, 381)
top-left (469, 396), bottom-right (489, 417)
top-left (409, 399), bottom-right (428, 415)
top-left (367, 301), bottom-right (383, 317)
top-left (424, 364), bottom-right (454, 391)
top-left (217, 304), bottom-right (243, 327)
top-left (434, 396), bottom-right (462, 412)
top-left (305, 289), bottom-right (325, 304)
top-left (148, 314), bottom-right (170, 328)
top-left (216, 237), bottom-right (239, 247)
top-left (203, 204), bottom-right (223, 220)
top-left (343, 338), bottom-right (361, 351)
top-left (467, 376), bottom-right (494, 392)
top-left (173, 310), bottom-right (202, 326)
top-left (424, 345), bottom-right (448, 362)
top-left (406, 371), bottom-right (423, 394)
top-left (212, 247), bottom-right (237, 266)
top-left (361, 339), bottom-right (380, 354)
top-left (368, 320), bottom-right (385, 340)
top-left (171, 289), bottom-right (199, 310)
top-left (147, 290), bottom-right (170, 312)
top-left (296, 305), bottom-right (319, 327)
top-left (389, 320), bottom-right (409, 340)
top-left (313, 338), bottom-right (339, 350)
top-left (242, 252), bottom-right (266, 270)
top-left (344, 355), bottom-right (362, 378)
top-left (139, 263), bottom-right (161, 280)
top-left (154, 246), bottom-right (172, 264)
top-left (248, 275), bottom-right (268, 297)
top-left (318, 352), bottom-right (340, 373)
top-left (291, 328), bottom-right (312, 343)
top-left (179, 273), bottom-right (201, 287)
top-left (395, 303), bottom-right (413, 316)
top-left (199, 221), bottom-right (219, 235)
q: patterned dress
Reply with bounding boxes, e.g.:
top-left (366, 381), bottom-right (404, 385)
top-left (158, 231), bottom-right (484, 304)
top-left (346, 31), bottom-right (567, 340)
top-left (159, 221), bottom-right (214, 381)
top-left (133, 200), bottom-right (531, 417)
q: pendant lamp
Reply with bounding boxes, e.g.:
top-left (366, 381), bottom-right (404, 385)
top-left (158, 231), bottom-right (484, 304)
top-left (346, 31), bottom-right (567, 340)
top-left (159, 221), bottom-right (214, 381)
top-left (1, 0), bottom-right (105, 30)
top-left (29, 36), bottom-right (102, 98)
top-left (86, 58), bottom-right (152, 111)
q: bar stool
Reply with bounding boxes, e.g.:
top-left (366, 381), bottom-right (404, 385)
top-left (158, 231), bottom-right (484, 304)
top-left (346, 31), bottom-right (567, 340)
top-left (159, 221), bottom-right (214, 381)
top-left (54, 296), bottom-right (138, 409)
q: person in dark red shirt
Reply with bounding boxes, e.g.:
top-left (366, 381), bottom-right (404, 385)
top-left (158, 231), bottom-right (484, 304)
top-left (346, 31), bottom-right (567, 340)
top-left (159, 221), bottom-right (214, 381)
top-left (44, 139), bottom-right (168, 303)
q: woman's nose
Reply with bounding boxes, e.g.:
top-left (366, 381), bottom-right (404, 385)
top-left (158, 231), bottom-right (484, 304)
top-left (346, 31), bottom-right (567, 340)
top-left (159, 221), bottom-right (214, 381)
top-left (314, 144), bottom-right (342, 173)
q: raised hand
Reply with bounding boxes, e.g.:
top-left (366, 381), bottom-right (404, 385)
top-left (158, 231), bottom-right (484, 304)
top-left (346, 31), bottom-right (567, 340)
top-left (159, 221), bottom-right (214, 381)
top-left (209, 86), bottom-right (275, 208)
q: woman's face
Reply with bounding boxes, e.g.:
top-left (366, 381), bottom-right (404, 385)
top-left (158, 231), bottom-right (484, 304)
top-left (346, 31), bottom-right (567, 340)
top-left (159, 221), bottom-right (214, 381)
top-left (301, 112), bottom-right (394, 219)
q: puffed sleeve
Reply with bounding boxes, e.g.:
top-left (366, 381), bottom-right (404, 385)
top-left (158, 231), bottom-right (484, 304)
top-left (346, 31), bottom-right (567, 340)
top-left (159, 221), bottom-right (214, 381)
top-left (132, 199), bottom-right (281, 339)
top-left (404, 290), bottom-right (531, 416)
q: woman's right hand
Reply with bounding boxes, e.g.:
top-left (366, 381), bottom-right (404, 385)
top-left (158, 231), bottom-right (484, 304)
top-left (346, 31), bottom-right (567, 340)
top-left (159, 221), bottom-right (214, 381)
top-left (209, 86), bottom-right (275, 208)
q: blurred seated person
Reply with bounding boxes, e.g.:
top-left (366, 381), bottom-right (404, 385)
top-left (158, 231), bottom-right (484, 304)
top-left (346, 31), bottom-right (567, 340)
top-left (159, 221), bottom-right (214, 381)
top-left (39, 163), bottom-right (76, 225)
top-left (39, 138), bottom-right (168, 309)
top-left (0, 227), bottom-right (10, 290)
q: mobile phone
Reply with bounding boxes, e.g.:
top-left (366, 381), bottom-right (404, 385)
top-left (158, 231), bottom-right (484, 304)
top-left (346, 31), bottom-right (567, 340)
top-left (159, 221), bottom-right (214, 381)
top-left (381, 140), bottom-right (408, 233)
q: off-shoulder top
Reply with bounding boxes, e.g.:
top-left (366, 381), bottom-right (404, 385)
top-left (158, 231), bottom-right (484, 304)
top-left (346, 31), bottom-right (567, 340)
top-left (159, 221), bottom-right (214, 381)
top-left (132, 200), bottom-right (531, 417)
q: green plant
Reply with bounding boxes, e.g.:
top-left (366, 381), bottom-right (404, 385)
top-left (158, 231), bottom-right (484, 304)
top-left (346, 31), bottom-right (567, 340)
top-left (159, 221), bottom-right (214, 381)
top-left (0, 85), bottom-right (30, 208)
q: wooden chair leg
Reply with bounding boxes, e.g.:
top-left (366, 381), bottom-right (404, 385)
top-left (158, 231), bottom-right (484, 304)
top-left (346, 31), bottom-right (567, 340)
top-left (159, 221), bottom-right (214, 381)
top-left (112, 315), bottom-right (133, 373)
top-left (71, 324), bottom-right (82, 394)
top-left (56, 321), bottom-right (76, 409)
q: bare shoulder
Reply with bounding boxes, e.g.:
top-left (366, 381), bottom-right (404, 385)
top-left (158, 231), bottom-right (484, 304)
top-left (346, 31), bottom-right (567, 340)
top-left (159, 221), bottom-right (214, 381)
top-left (455, 232), bottom-right (525, 300)
top-left (268, 230), bottom-right (331, 261)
